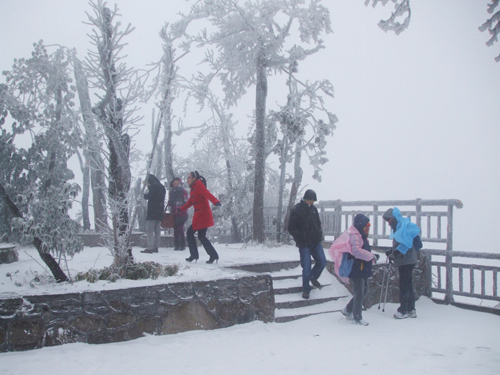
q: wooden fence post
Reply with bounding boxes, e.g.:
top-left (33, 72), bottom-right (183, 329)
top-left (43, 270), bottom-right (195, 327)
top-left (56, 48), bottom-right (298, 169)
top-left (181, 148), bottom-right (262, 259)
top-left (445, 204), bottom-right (454, 304)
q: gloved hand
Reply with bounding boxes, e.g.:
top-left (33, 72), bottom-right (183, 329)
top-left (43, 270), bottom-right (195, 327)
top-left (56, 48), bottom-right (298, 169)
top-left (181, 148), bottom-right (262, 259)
top-left (373, 253), bottom-right (380, 262)
top-left (214, 202), bottom-right (221, 207)
top-left (386, 249), bottom-right (396, 262)
top-left (176, 208), bottom-right (182, 213)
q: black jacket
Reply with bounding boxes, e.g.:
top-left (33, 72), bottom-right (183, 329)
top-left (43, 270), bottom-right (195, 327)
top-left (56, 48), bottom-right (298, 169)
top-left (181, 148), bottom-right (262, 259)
top-left (288, 200), bottom-right (323, 248)
top-left (144, 174), bottom-right (166, 221)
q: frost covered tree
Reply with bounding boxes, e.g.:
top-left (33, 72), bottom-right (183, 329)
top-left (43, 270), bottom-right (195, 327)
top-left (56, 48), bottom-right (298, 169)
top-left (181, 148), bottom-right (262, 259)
top-left (186, 0), bottom-right (332, 242)
top-left (479, 0), bottom-right (500, 62)
top-left (0, 42), bottom-right (84, 282)
top-left (83, 1), bottom-right (142, 266)
top-left (150, 22), bottom-right (191, 184)
top-left (365, 0), bottom-right (411, 35)
top-left (186, 72), bottom-right (254, 242)
top-left (271, 59), bottom-right (337, 242)
top-left (73, 54), bottom-right (108, 231)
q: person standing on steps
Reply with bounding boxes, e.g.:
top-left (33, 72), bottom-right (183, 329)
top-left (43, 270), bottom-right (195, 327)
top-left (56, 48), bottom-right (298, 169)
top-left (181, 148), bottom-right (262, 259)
top-left (383, 207), bottom-right (422, 320)
top-left (287, 189), bottom-right (327, 300)
top-left (167, 177), bottom-right (188, 251)
top-left (141, 174), bottom-right (166, 254)
top-left (340, 214), bottom-right (379, 326)
top-left (178, 171), bottom-right (221, 264)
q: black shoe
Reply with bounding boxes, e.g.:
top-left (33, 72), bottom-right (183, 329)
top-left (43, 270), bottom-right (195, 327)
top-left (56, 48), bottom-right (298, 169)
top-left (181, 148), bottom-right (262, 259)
top-left (186, 256), bottom-right (198, 263)
top-left (310, 279), bottom-right (321, 289)
top-left (141, 248), bottom-right (156, 254)
top-left (302, 291), bottom-right (310, 299)
top-left (206, 257), bottom-right (219, 264)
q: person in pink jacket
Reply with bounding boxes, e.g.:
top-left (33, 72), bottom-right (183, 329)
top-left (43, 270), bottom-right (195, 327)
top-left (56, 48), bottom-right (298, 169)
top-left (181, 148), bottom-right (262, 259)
top-left (340, 214), bottom-right (379, 326)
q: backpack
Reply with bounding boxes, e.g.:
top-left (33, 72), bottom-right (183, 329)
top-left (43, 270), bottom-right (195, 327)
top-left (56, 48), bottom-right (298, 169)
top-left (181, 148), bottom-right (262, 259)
top-left (413, 235), bottom-right (423, 251)
top-left (339, 253), bottom-right (354, 278)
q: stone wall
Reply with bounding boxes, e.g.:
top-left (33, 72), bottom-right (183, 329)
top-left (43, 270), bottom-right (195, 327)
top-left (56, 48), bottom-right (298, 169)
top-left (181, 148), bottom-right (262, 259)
top-left (0, 275), bottom-right (274, 352)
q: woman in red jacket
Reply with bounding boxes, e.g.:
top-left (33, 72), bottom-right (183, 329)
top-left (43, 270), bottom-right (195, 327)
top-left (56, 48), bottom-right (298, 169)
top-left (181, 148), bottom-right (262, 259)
top-left (179, 171), bottom-right (221, 263)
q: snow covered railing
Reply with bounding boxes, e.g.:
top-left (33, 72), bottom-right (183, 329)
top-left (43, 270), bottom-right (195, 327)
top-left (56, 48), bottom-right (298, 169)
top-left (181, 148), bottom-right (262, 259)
top-left (422, 249), bottom-right (500, 308)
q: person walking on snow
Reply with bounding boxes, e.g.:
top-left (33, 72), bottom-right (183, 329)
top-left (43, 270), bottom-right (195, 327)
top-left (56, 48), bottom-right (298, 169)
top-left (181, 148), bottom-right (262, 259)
top-left (179, 171), bottom-right (221, 264)
top-left (383, 207), bottom-right (422, 319)
top-left (287, 189), bottom-right (327, 300)
top-left (141, 174), bottom-right (166, 254)
top-left (167, 177), bottom-right (188, 250)
top-left (340, 214), bottom-right (379, 326)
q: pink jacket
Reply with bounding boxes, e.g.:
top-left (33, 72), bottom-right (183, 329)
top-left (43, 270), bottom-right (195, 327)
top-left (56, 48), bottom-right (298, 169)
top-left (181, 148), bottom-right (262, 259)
top-left (329, 225), bottom-right (374, 284)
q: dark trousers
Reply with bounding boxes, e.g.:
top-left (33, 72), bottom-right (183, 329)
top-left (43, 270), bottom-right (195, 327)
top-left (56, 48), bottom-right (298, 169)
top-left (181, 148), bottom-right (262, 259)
top-left (173, 222), bottom-right (185, 249)
top-left (346, 278), bottom-right (369, 321)
top-left (186, 225), bottom-right (218, 259)
top-left (398, 263), bottom-right (416, 314)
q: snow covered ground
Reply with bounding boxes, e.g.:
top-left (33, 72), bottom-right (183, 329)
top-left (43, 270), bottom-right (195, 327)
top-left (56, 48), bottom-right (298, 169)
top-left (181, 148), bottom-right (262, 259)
top-left (1, 244), bottom-right (499, 374)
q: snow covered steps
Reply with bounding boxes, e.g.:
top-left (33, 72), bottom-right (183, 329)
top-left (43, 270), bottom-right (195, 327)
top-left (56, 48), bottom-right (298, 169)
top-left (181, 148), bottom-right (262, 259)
top-left (272, 273), bottom-right (349, 323)
top-left (229, 261), bottom-right (351, 323)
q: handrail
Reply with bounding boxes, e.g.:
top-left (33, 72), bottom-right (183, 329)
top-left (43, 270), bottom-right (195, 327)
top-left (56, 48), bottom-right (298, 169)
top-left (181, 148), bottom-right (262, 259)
top-left (318, 199), bottom-right (463, 209)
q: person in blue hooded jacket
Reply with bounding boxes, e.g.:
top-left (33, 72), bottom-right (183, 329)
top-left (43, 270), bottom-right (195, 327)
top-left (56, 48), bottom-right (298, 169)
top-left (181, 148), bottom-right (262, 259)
top-left (383, 207), bottom-right (422, 319)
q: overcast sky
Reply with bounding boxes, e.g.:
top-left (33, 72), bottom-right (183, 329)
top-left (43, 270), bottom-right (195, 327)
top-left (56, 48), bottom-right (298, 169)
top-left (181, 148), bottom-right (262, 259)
top-left (1, 0), bottom-right (499, 252)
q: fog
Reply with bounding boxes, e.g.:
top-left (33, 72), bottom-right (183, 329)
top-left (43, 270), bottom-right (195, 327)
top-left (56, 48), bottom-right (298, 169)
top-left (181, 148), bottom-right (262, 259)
top-left (1, 0), bottom-right (499, 252)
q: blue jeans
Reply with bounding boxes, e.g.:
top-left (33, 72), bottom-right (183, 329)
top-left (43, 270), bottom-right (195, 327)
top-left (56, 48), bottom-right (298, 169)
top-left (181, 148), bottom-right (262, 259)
top-left (346, 278), bottom-right (369, 321)
top-left (299, 243), bottom-right (327, 293)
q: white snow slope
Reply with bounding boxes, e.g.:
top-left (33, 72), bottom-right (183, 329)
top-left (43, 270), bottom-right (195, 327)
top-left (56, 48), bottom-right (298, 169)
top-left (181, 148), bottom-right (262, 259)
top-left (0, 244), bottom-right (499, 374)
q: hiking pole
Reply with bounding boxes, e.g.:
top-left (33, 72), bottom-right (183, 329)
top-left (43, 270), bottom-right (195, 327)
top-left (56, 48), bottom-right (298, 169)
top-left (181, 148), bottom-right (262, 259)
top-left (378, 257), bottom-right (389, 310)
top-left (382, 261), bottom-right (392, 312)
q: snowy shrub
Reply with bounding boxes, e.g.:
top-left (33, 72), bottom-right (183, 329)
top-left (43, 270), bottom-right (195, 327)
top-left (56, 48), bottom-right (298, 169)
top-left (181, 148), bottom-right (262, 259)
top-left (76, 262), bottom-right (178, 283)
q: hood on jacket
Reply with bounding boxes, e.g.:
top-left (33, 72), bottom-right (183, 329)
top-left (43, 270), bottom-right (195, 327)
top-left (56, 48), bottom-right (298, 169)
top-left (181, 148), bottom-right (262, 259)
top-left (147, 174), bottom-right (161, 186)
top-left (387, 207), bottom-right (421, 254)
top-left (353, 214), bottom-right (370, 237)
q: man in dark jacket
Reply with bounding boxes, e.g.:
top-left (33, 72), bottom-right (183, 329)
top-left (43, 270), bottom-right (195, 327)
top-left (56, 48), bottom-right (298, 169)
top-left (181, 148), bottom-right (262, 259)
top-left (288, 189), bottom-right (326, 299)
top-left (141, 174), bottom-right (166, 254)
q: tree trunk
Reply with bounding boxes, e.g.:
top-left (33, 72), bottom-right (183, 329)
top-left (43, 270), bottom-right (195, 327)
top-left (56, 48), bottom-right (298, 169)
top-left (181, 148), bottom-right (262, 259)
top-left (161, 43), bottom-right (175, 184)
top-left (283, 139), bottom-right (303, 238)
top-left (76, 149), bottom-right (91, 230)
top-left (73, 56), bottom-right (108, 231)
top-left (0, 182), bottom-right (68, 282)
top-left (253, 50), bottom-right (267, 243)
top-left (276, 136), bottom-right (288, 242)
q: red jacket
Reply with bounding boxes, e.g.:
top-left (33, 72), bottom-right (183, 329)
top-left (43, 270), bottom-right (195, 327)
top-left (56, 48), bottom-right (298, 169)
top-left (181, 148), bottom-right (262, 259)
top-left (180, 179), bottom-right (220, 231)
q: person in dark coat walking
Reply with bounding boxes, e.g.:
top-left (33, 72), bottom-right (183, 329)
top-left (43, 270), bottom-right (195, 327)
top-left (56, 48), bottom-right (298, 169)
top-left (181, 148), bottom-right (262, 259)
top-left (340, 214), bottom-right (378, 326)
top-left (179, 171), bottom-right (221, 264)
top-left (383, 207), bottom-right (421, 319)
top-left (167, 177), bottom-right (188, 250)
top-left (287, 189), bottom-right (327, 299)
top-left (141, 174), bottom-right (166, 254)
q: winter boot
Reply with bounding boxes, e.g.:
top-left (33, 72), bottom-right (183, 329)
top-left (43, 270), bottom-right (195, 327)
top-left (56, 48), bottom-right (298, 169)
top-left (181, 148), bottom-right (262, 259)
top-left (353, 319), bottom-right (369, 326)
top-left (394, 311), bottom-right (409, 319)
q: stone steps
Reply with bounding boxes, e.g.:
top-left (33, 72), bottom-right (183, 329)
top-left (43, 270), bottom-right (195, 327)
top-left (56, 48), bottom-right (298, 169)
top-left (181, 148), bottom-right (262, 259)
top-left (227, 261), bottom-right (351, 323)
top-left (268, 266), bottom-right (350, 323)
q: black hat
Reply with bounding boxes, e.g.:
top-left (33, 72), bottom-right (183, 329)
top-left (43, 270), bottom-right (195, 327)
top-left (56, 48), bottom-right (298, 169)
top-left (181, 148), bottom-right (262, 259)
top-left (382, 208), bottom-right (394, 221)
top-left (303, 189), bottom-right (317, 202)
